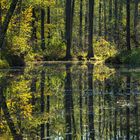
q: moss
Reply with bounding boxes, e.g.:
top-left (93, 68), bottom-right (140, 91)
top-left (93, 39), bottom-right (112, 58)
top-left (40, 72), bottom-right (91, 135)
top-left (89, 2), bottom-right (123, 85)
top-left (0, 59), bottom-right (9, 69)
top-left (105, 48), bottom-right (140, 66)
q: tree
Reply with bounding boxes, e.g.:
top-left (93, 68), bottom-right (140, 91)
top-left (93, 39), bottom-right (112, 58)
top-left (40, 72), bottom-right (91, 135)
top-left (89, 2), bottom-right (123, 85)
top-left (79, 0), bottom-right (83, 48)
top-left (114, 0), bottom-right (118, 44)
top-left (126, 0), bottom-right (131, 50)
top-left (65, 0), bottom-right (72, 60)
top-left (47, 6), bottom-right (51, 45)
top-left (98, 0), bottom-right (102, 36)
top-left (134, 0), bottom-right (139, 48)
top-left (0, 2), bottom-right (2, 34)
top-left (108, 0), bottom-right (113, 40)
top-left (31, 8), bottom-right (38, 48)
top-left (0, 0), bottom-right (19, 49)
top-left (103, 0), bottom-right (107, 39)
top-left (87, 0), bottom-right (95, 59)
top-left (41, 8), bottom-right (45, 51)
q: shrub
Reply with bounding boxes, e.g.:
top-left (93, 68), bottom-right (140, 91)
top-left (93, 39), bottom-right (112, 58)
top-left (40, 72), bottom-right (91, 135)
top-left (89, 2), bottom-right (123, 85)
top-left (0, 59), bottom-right (9, 69)
top-left (94, 38), bottom-right (117, 61)
top-left (45, 40), bottom-right (66, 60)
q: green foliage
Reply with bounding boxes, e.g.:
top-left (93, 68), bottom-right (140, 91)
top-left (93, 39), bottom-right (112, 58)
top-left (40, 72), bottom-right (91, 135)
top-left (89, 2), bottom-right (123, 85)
top-left (45, 40), bottom-right (66, 60)
top-left (94, 38), bottom-right (117, 61)
top-left (106, 48), bottom-right (140, 66)
top-left (0, 59), bottom-right (9, 68)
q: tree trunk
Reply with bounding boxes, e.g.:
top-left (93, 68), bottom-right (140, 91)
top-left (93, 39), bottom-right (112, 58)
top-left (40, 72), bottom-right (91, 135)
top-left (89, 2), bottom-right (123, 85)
top-left (47, 6), bottom-right (51, 45)
top-left (87, 0), bottom-right (94, 59)
top-left (31, 8), bottom-right (37, 48)
top-left (103, 0), bottom-right (107, 39)
top-left (126, 0), bottom-right (131, 50)
top-left (0, 0), bottom-right (19, 49)
top-left (41, 8), bottom-right (45, 51)
top-left (98, 0), bottom-right (102, 36)
top-left (108, 0), bottom-right (112, 40)
top-left (134, 0), bottom-right (139, 48)
top-left (65, 0), bottom-right (72, 59)
top-left (79, 0), bottom-right (83, 48)
top-left (84, 0), bottom-right (88, 50)
top-left (114, 0), bottom-right (118, 44)
top-left (0, 2), bottom-right (2, 34)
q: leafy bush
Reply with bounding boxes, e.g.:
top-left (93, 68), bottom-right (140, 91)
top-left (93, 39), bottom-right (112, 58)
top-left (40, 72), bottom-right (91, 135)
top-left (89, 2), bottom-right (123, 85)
top-left (45, 40), bottom-right (66, 60)
top-left (106, 48), bottom-right (140, 66)
top-left (0, 59), bottom-right (9, 68)
top-left (94, 38), bottom-right (117, 61)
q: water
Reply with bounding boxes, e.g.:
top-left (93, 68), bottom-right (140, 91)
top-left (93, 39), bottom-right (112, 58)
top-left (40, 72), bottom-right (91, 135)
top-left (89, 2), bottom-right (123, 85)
top-left (0, 62), bottom-right (140, 140)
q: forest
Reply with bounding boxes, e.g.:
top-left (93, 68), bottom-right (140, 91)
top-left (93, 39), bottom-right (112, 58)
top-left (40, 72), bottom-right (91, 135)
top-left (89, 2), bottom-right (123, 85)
top-left (0, 0), bottom-right (139, 67)
top-left (0, 0), bottom-right (140, 140)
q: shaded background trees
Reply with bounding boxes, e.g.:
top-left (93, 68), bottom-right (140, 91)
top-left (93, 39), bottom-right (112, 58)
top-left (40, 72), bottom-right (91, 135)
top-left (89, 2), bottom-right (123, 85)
top-left (0, 0), bottom-right (139, 66)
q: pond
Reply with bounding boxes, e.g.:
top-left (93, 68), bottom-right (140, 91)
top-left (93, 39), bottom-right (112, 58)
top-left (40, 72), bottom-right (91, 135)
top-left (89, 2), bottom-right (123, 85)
top-left (0, 62), bottom-right (140, 140)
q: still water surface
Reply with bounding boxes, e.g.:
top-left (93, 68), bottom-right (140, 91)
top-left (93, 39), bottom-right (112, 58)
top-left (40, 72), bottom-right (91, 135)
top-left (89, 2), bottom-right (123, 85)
top-left (0, 62), bottom-right (140, 140)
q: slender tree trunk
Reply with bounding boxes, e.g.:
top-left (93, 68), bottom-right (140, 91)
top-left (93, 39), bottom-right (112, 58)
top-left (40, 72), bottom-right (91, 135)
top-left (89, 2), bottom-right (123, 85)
top-left (108, 0), bottom-right (112, 40)
top-left (0, 2), bottom-right (2, 34)
top-left (31, 8), bottom-right (37, 48)
top-left (41, 8), bottom-right (45, 51)
top-left (98, 0), bottom-right (102, 36)
top-left (65, 0), bottom-right (72, 59)
top-left (103, 0), bottom-right (107, 39)
top-left (134, 0), bottom-right (139, 48)
top-left (71, 0), bottom-right (75, 34)
top-left (84, 0), bottom-right (88, 49)
top-left (126, 0), bottom-right (131, 50)
top-left (79, 0), bottom-right (83, 48)
top-left (0, 0), bottom-right (19, 48)
top-left (118, 0), bottom-right (123, 47)
top-left (47, 6), bottom-right (51, 45)
top-left (87, 0), bottom-right (94, 59)
top-left (114, 0), bottom-right (118, 43)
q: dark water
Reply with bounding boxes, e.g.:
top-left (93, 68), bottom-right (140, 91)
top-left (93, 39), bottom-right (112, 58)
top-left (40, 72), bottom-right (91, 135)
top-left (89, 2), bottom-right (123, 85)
top-left (0, 62), bottom-right (140, 140)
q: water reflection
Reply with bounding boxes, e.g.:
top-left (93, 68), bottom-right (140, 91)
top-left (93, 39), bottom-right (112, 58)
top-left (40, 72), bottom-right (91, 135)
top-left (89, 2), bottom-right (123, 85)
top-left (0, 63), bottom-right (140, 140)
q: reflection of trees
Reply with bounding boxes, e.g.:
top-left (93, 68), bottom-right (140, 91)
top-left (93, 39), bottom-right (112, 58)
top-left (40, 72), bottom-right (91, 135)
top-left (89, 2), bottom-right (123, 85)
top-left (126, 75), bottom-right (130, 140)
top-left (134, 92), bottom-right (139, 140)
top-left (0, 85), bottom-right (23, 140)
top-left (87, 63), bottom-right (94, 139)
top-left (46, 76), bottom-right (50, 140)
top-left (64, 64), bottom-right (74, 140)
top-left (1, 65), bottom-right (140, 140)
top-left (31, 75), bottom-right (37, 106)
top-left (79, 72), bottom-right (83, 139)
top-left (40, 70), bottom-right (45, 139)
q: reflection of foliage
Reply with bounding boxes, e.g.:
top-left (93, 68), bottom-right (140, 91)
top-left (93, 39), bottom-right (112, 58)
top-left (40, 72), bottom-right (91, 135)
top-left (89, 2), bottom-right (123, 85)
top-left (94, 64), bottom-right (115, 81)
top-left (0, 64), bottom-right (140, 139)
top-left (23, 113), bottom-right (49, 129)
top-left (7, 79), bottom-right (33, 119)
